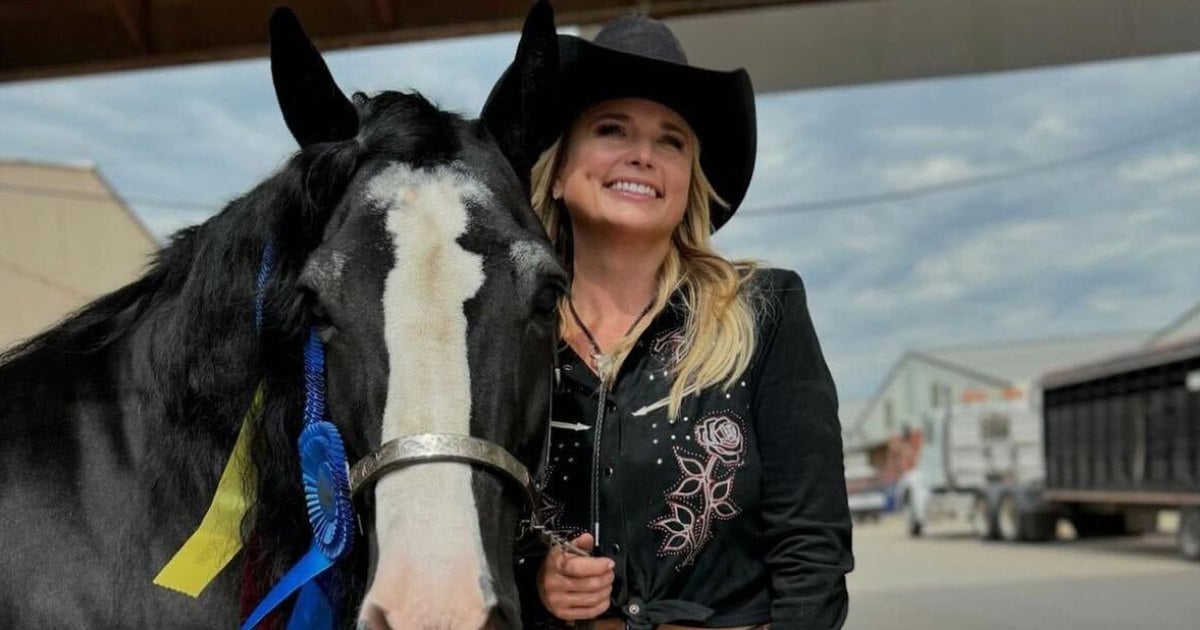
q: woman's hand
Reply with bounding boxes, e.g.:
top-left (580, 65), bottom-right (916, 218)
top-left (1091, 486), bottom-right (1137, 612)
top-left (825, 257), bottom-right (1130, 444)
top-left (537, 533), bottom-right (615, 621)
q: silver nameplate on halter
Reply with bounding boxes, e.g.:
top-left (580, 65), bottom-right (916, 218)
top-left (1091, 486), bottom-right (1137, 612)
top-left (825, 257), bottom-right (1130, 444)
top-left (349, 433), bottom-right (531, 496)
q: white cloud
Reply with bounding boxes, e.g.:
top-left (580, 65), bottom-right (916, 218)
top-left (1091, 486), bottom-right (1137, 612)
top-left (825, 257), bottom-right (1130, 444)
top-left (1118, 150), bottom-right (1200, 183)
top-left (883, 155), bottom-right (977, 187)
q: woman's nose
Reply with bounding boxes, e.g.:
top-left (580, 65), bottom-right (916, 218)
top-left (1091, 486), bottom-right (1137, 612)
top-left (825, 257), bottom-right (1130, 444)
top-left (625, 138), bottom-right (655, 168)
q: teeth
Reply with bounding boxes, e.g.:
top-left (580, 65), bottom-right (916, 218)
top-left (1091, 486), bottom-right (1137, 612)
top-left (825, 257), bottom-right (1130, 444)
top-left (609, 181), bottom-right (657, 197)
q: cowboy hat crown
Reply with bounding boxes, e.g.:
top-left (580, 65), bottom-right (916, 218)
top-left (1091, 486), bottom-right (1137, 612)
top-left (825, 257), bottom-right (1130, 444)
top-left (483, 1), bottom-right (757, 230)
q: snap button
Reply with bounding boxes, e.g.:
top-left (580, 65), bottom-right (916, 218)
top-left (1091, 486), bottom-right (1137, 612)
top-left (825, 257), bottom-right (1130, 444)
top-left (626, 603), bottom-right (641, 616)
top-left (604, 466), bottom-right (614, 477)
top-left (612, 543), bottom-right (622, 554)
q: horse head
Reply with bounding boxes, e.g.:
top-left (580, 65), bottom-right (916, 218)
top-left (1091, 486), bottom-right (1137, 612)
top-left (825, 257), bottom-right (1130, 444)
top-left (258, 4), bottom-right (562, 628)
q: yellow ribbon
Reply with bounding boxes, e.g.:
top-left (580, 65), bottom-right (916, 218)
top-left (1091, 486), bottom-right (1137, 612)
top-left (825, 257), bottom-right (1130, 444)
top-left (153, 385), bottom-right (262, 597)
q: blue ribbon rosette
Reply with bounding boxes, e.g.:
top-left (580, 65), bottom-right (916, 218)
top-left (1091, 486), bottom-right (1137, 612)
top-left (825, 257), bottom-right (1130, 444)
top-left (242, 330), bottom-right (355, 630)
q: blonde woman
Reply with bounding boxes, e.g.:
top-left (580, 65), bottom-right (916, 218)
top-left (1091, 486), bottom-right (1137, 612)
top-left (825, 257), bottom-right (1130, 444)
top-left (485, 7), bottom-right (852, 630)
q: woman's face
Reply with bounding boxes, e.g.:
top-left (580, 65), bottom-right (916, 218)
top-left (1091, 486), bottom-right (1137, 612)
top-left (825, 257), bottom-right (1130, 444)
top-left (555, 98), bottom-right (693, 243)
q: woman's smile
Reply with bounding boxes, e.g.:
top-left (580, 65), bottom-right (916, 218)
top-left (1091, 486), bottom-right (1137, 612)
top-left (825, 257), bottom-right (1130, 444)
top-left (604, 178), bottom-right (662, 201)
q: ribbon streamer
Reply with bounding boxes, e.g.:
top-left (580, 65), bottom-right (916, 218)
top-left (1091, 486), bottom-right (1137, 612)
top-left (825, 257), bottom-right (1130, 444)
top-left (154, 385), bottom-right (263, 597)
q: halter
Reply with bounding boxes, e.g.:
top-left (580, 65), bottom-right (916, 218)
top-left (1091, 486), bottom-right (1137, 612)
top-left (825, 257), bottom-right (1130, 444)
top-left (243, 244), bottom-right (583, 629)
top-left (346, 398), bottom-right (586, 557)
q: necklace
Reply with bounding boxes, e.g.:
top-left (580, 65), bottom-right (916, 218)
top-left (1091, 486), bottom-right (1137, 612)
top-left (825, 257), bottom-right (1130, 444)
top-left (566, 294), bottom-right (653, 569)
top-left (567, 296), bottom-right (655, 373)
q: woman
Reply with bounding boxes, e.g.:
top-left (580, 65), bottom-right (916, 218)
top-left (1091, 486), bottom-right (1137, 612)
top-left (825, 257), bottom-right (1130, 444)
top-left (484, 9), bottom-right (853, 630)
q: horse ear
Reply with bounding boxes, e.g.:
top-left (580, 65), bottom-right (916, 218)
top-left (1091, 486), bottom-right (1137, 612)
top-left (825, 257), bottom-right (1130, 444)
top-left (481, 0), bottom-right (560, 191)
top-left (269, 8), bottom-right (359, 147)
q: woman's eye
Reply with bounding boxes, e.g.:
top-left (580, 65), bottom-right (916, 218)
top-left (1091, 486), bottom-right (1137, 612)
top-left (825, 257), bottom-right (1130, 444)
top-left (660, 135), bottom-right (685, 150)
top-left (596, 123), bottom-right (625, 137)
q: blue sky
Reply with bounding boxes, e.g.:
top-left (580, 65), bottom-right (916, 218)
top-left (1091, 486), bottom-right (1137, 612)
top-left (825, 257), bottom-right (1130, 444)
top-left (2, 29), bottom-right (1199, 403)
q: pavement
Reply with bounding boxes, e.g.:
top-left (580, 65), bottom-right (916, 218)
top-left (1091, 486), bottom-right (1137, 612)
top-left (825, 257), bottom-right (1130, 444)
top-left (845, 515), bottom-right (1200, 629)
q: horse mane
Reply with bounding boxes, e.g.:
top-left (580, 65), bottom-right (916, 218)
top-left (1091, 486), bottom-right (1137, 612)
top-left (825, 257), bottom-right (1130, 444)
top-left (1, 90), bottom-right (469, 611)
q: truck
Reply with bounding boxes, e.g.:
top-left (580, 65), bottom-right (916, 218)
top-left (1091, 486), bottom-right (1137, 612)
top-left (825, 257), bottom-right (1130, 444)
top-left (1039, 335), bottom-right (1200, 559)
top-left (844, 449), bottom-right (888, 523)
top-left (901, 396), bottom-right (1047, 540)
top-left (903, 336), bottom-right (1200, 560)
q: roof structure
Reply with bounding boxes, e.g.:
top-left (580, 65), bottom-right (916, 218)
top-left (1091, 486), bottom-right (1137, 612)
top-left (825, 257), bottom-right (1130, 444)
top-left (1043, 334), bottom-right (1200, 389)
top-left (917, 331), bottom-right (1152, 385)
top-left (846, 330), bottom-right (1151, 440)
top-left (1145, 300), bottom-right (1200, 349)
top-left (0, 159), bottom-right (158, 350)
top-left (6, 0), bottom-right (1200, 92)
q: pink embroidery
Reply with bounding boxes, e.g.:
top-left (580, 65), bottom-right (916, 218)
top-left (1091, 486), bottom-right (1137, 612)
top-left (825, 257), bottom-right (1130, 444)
top-left (649, 413), bottom-right (746, 566)
top-left (650, 329), bottom-right (686, 368)
top-left (695, 414), bottom-right (745, 467)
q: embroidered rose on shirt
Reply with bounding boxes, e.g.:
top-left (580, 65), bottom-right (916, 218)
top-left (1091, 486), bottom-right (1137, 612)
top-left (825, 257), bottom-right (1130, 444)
top-left (649, 412), bottom-right (746, 567)
top-left (694, 415), bottom-right (745, 466)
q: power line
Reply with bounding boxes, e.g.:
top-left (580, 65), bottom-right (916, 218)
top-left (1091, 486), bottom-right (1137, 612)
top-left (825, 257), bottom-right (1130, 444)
top-left (740, 112), bottom-right (1200, 219)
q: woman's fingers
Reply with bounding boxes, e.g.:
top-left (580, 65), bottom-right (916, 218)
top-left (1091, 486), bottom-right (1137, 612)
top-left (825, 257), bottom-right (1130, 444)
top-left (553, 600), bottom-right (612, 621)
top-left (538, 533), bottom-right (615, 621)
top-left (544, 587), bottom-right (611, 610)
top-left (543, 563), bottom-right (613, 598)
top-left (558, 553), bottom-right (615, 579)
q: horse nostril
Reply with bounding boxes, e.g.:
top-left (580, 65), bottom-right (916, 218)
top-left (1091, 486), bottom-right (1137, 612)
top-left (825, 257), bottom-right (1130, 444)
top-left (360, 604), bottom-right (391, 630)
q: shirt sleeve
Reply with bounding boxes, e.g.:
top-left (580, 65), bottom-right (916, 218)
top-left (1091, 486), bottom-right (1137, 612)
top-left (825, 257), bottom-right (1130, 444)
top-left (752, 269), bottom-right (854, 629)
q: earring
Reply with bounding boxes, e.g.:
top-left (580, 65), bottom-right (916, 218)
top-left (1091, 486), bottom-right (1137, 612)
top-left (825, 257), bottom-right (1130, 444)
top-left (551, 185), bottom-right (563, 201)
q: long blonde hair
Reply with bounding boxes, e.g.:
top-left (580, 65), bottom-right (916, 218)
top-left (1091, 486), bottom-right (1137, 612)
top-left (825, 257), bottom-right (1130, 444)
top-left (531, 133), bottom-right (760, 419)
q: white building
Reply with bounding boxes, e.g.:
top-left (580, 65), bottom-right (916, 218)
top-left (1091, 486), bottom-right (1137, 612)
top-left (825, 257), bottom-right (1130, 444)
top-left (844, 331), bottom-right (1152, 450)
top-left (845, 300), bottom-right (1200, 452)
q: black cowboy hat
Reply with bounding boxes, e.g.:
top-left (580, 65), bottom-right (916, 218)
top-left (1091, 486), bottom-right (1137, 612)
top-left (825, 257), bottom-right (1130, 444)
top-left (483, 9), bottom-right (757, 231)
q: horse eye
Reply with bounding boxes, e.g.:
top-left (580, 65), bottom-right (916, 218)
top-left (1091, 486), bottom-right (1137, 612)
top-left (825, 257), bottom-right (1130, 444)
top-left (531, 283), bottom-right (563, 320)
top-left (303, 289), bottom-right (335, 329)
top-left (311, 301), bottom-right (331, 323)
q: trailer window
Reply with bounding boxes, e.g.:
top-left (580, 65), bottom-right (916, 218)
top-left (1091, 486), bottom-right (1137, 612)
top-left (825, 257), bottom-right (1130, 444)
top-left (981, 414), bottom-right (1011, 440)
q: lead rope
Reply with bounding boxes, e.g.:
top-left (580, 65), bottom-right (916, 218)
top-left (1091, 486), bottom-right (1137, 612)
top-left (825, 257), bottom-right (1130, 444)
top-left (567, 297), bottom-right (654, 553)
top-left (526, 341), bottom-right (590, 558)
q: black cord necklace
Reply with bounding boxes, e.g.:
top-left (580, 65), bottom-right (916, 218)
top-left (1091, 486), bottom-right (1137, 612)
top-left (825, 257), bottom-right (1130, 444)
top-left (567, 295), bottom-right (655, 369)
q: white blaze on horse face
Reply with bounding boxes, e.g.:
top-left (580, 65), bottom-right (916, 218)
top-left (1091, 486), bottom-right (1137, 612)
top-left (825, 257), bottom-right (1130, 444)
top-left (364, 163), bottom-right (493, 628)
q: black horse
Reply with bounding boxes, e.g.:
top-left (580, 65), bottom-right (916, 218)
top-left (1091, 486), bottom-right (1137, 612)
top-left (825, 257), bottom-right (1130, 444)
top-left (0, 4), bottom-right (564, 628)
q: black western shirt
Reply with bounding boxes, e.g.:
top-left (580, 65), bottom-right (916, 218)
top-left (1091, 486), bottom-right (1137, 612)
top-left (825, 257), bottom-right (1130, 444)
top-left (518, 269), bottom-right (853, 629)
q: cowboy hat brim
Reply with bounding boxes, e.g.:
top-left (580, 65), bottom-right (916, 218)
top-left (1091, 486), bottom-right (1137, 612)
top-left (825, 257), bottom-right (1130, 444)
top-left (483, 33), bottom-right (756, 231)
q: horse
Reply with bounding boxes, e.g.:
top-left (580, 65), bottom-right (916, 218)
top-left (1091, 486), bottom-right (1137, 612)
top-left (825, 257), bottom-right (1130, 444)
top-left (0, 4), bottom-right (564, 628)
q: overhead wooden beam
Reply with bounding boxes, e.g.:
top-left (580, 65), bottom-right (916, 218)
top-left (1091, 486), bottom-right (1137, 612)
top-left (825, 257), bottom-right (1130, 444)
top-left (0, 0), bottom-right (834, 83)
top-left (372, 0), bottom-right (397, 31)
top-left (109, 0), bottom-right (151, 55)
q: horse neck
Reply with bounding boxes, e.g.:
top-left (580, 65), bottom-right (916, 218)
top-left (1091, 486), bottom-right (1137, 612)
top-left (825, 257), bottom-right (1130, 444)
top-left (98, 197), bottom-right (286, 479)
top-left (122, 287), bottom-right (262, 442)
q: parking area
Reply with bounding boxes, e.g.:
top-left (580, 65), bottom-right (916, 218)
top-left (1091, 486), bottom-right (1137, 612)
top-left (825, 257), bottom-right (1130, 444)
top-left (846, 516), bottom-right (1200, 629)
